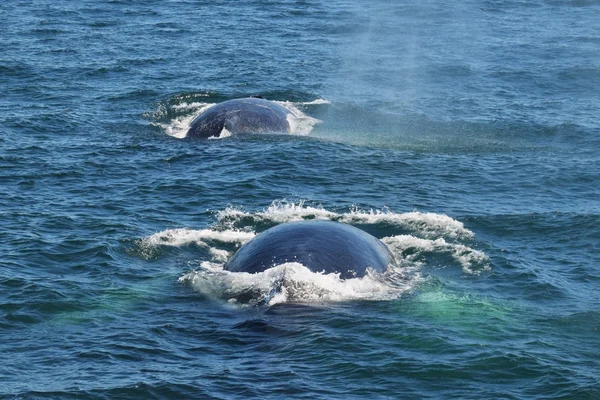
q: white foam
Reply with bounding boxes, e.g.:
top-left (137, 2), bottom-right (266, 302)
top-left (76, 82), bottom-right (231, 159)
top-left (154, 99), bottom-right (324, 139)
top-left (142, 228), bottom-right (255, 248)
top-left (154, 102), bottom-right (214, 139)
top-left (215, 200), bottom-right (336, 228)
top-left (179, 262), bottom-right (416, 306)
top-left (383, 235), bottom-right (490, 275)
top-left (172, 102), bottom-right (214, 111)
top-left (278, 101), bottom-right (322, 135)
top-left (296, 98), bottom-right (331, 105)
top-left (209, 248), bottom-right (230, 263)
top-left (342, 209), bottom-right (474, 239)
top-left (214, 200), bottom-right (474, 239)
top-left (139, 201), bottom-right (489, 305)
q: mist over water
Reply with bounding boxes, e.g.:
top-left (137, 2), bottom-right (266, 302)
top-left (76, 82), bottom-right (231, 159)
top-left (314, 1), bottom-right (600, 151)
top-left (1, 0), bottom-right (600, 398)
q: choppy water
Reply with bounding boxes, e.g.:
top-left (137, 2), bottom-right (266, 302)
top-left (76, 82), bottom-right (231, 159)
top-left (2, 0), bottom-right (599, 398)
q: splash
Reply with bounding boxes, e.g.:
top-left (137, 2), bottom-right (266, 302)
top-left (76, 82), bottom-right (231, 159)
top-left (140, 201), bottom-right (489, 305)
top-left (179, 262), bottom-right (414, 307)
top-left (383, 235), bottom-right (489, 275)
top-left (152, 97), bottom-right (325, 139)
top-left (277, 100), bottom-right (323, 136)
top-left (141, 228), bottom-right (255, 248)
top-left (215, 200), bottom-right (338, 227)
top-left (152, 102), bottom-right (214, 139)
top-left (215, 200), bottom-right (474, 240)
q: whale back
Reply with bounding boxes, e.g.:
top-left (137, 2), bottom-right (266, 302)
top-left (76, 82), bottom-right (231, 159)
top-left (224, 221), bottom-right (396, 279)
top-left (186, 97), bottom-right (291, 139)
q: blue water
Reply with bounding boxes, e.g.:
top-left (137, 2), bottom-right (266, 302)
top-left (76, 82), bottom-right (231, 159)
top-left (2, 0), bottom-right (600, 398)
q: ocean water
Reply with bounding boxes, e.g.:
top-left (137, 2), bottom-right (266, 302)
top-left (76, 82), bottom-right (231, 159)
top-left (1, 0), bottom-right (599, 398)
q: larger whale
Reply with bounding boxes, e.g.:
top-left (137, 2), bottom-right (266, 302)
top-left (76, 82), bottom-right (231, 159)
top-left (224, 220), bottom-right (396, 279)
top-left (186, 97), bottom-right (291, 139)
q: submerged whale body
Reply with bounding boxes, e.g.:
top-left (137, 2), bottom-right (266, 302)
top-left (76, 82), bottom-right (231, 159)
top-left (186, 97), bottom-right (291, 139)
top-left (224, 221), bottom-right (396, 279)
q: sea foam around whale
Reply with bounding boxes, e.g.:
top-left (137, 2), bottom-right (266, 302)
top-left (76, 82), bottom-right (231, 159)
top-left (139, 201), bottom-right (489, 306)
top-left (152, 98), bottom-right (325, 139)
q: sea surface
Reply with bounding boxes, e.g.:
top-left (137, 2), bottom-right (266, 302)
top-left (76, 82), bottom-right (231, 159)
top-left (1, 0), bottom-right (599, 398)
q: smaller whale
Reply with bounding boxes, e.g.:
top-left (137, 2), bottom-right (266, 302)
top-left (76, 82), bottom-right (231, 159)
top-left (224, 220), bottom-right (396, 279)
top-left (186, 97), bottom-right (291, 139)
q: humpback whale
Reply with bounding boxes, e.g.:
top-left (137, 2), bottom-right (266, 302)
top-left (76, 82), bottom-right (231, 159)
top-left (186, 97), bottom-right (291, 139)
top-left (224, 220), bottom-right (396, 279)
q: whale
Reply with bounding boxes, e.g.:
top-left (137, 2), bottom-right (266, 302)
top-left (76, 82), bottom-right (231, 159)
top-left (224, 220), bottom-right (396, 279)
top-left (186, 97), bottom-right (291, 139)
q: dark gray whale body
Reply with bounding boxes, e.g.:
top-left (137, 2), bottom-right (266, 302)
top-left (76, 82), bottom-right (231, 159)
top-left (186, 97), bottom-right (291, 139)
top-left (224, 221), bottom-right (396, 279)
